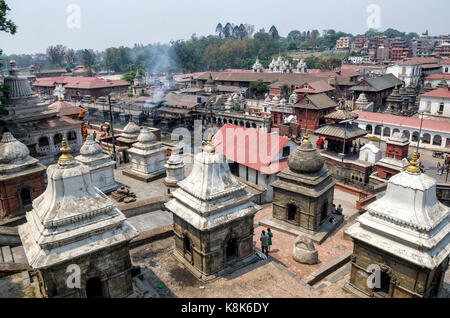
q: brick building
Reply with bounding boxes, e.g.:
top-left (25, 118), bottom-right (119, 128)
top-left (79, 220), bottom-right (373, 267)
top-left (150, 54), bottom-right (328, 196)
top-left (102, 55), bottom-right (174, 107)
top-left (0, 132), bottom-right (46, 219)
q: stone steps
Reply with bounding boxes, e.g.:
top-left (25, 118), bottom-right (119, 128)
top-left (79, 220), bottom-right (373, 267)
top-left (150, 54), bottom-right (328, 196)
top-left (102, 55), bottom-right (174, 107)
top-left (0, 245), bottom-right (28, 265)
top-left (1, 246), bottom-right (13, 263)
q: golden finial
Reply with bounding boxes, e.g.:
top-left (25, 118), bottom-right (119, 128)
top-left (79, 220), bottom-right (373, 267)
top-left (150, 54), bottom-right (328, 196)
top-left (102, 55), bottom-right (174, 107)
top-left (406, 151), bottom-right (421, 174)
top-left (302, 130), bottom-right (311, 145)
top-left (205, 134), bottom-right (215, 153)
top-left (58, 138), bottom-right (74, 164)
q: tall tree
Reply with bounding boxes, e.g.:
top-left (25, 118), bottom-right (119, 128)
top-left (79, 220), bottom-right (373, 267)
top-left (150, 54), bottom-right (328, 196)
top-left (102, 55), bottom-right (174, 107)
top-left (46, 45), bottom-right (67, 68)
top-left (0, 0), bottom-right (17, 116)
top-left (81, 49), bottom-right (96, 76)
top-left (65, 49), bottom-right (76, 69)
top-left (269, 25), bottom-right (279, 39)
top-left (223, 23), bottom-right (233, 38)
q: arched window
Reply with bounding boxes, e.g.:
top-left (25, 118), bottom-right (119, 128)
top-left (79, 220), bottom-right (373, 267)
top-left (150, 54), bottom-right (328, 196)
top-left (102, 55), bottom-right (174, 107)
top-left (366, 124), bottom-right (373, 133)
top-left (38, 136), bottom-right (49, 147)
top-left (402, 130), bottom-right (410, 140)
top-left (68, 131), bottom-right (77, 141)
top-left (383, 127), bottom-right (391, 137)
top-left (19, 186), bottom-right (33, 207)
top-left (287, 204), bottom-right (297, 221)
top-left (433, 135), bottom-right (442, 146)
top-left (53, 134), bottom-right (63, 146)
top-left (422, 133), bottom-right (431, 144)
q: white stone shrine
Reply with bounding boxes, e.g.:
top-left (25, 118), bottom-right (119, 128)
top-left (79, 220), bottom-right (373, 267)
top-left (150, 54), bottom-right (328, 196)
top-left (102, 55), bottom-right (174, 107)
top-left (19, 139), bottom-right (138, 298)
top-left (123, 126), bottom-right (167, 182)
top-left (75, 134), bottom-right (118, 193)
top-left (164, 148), bottom-right (186, 194)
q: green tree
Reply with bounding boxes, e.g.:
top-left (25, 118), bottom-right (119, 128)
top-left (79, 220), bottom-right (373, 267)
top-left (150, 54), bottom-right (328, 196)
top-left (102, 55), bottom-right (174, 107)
top-left (122, 70), bottom-right (136, 83)
top-left (280, 83), bottom-right (290, 98)
top-left (46, 45), bottom-right (67, 68)
top-left (0, 0), bottom-right (17, 116)
top-left (65, 49), bottom-right (76, 69)
top-left (304, 56), bottom-right (319, 69)
top-left (316, 56), bottom-right (342, 71)
top-left (81, 49), bottom-right (96, 76)
top-left (249, 80), bottom-right (269, 98)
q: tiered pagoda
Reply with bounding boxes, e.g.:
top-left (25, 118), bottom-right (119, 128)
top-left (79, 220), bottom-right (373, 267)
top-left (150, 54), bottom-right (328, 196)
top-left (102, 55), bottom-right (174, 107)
top-left (314, 104), bottom-right (371, 187)
top-left (314, 104), bottom-right (367, 155)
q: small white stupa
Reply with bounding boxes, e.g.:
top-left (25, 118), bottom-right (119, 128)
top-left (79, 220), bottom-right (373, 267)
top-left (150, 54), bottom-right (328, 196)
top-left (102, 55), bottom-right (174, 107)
top-left (75, 134), bottom-right (119, 193)
top-left (19, 139), bottom-right (138, 298)
top-left (116, 117), bottom-right (140, 145)
top-left (164, 147), bottom-right (186, 194)
top-left (359, 141), bottom-right (381, 163)
top-left (123, 126), bottom-right (167, 182)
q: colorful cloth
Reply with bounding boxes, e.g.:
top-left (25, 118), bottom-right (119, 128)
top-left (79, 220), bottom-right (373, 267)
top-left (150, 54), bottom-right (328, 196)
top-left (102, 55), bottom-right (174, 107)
top-left (267, 232), bottom-right (273, 246)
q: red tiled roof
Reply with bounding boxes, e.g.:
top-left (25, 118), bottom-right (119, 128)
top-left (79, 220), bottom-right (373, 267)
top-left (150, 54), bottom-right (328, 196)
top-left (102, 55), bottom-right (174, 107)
top-left (48, 100), bottom-right (82, 116)
top-left (33, 76), bottom-right (130, 90)
top-left (441, 58), bottom-right (450, 65)
top-left (401, 57), bottom-right (440, 65)
top-left (355, 110), bottom-right (450, 134)
top-left (425, 74), bottom-right (450, 80)
top-left (294, 80), bottom-right (335, 94)
top-left (420, 88), bottom-right (450, 99)
top-left (213, 124), bottom-right (291, 174)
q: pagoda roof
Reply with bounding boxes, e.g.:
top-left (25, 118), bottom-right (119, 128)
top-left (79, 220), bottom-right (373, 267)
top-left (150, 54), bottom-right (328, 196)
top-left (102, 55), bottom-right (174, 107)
top-left (314, 123), bottom-right (367, 141)
top-left (325, 107), bottom-right (359, 121)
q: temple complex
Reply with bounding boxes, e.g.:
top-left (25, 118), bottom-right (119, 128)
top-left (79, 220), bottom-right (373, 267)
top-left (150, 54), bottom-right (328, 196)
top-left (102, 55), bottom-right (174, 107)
top-left (122, 126), bottom-right (167, 182)
top-left (314, 105), bottom-right (371, 187)
top-left (75, 134), bottom-right (119, 193)
top-left (265, 133), bottom-right (341, 244)
top-left (0, 132), bottom-right (46, 219)
top-left (18, 139), bottom-right (138, 298)
top-left (345, 153), bottom-right (449, 298)
top-left (165, 137), bottom-right (261, 280)
top-left (370, 132), bottom-right (410, 185)
top-left (0, 60), bottom-right (82, 159)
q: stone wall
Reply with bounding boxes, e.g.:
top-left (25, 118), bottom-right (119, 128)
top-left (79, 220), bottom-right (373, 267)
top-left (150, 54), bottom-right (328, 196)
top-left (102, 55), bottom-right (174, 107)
top-left (39, 242), bottom-right (133, 298)
top-left (173, 213), bottom-right (254, 276)
top-left (349, 239), bottom-right (448, 298)
top-left (273, 186), bottom-right (334, 231)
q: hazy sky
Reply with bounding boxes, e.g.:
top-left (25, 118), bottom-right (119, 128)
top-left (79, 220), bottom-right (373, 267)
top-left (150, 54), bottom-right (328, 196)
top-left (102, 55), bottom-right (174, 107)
top-left (1, 0), bottom-right (449, 54)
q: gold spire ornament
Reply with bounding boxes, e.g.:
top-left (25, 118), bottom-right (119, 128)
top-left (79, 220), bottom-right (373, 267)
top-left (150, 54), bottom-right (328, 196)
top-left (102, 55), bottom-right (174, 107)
top-left (302, 130), bottom-right (311, 145)
top-left (58, 138), bottom-right (74, 164)
top-left (204, 134), bottom-right (216, 153)
top-left (406, 151), bottom-right (421, 174)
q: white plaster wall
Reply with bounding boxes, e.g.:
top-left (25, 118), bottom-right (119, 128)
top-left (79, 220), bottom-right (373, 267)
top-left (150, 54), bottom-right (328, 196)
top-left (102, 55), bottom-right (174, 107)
top-left (419, 96), bottom-right (450, 117)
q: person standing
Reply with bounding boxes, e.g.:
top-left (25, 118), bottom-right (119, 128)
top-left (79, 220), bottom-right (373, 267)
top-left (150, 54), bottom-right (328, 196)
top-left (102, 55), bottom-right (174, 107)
top-left (93, 131), bottom-right (97, 140)
top-left (336, 204), bottom-right (343, 216)
top-left (260, 230), bottom-right (269, 257)
top-left (267, 228), bottom-right (273, 252)
top-left (332, 204), bottom-right (337, 215)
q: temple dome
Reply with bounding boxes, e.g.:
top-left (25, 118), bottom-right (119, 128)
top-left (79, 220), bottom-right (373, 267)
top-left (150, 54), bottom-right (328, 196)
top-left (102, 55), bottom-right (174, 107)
top-left (0, 132), bottom-right (30, 164)
top-left (287, 135), bottom-right (324, 173)
top-left (123, 120), bottom-right (140, 134)
top-left (137, 127), bottom-right (157, 144)
top-left (79, 134), bottom-right (102, 156)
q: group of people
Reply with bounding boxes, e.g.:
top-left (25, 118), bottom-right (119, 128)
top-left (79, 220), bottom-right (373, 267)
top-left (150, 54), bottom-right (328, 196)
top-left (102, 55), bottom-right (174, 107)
top-left (260, 229), bottom-right (273, 257)
top-left (350, 141), bottom-right (361, 156)
top-left (331, 204), bottom-right (343, 215)
top-left (436, 161), bottom-right (448, 176)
